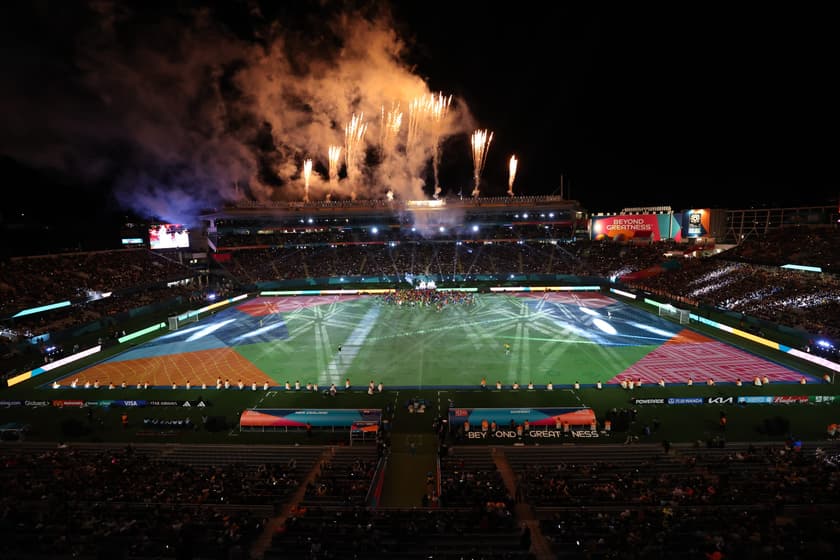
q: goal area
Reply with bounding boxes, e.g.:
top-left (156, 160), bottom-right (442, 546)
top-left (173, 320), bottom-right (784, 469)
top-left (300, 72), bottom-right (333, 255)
top-left (658, 303), bottom-right (690, 325)
top-left (167, 310), bottom-right (201, 331)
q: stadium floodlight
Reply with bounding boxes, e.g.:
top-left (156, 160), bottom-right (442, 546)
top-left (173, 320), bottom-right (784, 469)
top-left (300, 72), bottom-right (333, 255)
top-left (472, 225), bottom-right (479, 232)
top-left (371, 227), bottom-right (379, 234)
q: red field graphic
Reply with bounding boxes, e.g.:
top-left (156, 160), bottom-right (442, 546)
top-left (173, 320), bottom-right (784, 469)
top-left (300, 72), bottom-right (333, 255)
top-left (609, 339), bottom-right (804, 385)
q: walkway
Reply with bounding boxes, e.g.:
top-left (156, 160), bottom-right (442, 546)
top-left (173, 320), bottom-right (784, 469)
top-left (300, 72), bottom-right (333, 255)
top-left (250, 446), bottom-right (334, 559)
top-left (492, 446), bottom-right (555, 560)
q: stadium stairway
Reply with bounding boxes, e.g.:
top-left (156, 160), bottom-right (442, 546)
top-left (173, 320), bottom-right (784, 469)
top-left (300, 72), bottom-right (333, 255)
top-left (250, 446), bottom-right (335, 560)
top-left (492, 447), bottom-right (554, 560)
top-left (378, 432), bottom-right (439, 507)
top-left (375, 390), bottom-right (444, 506)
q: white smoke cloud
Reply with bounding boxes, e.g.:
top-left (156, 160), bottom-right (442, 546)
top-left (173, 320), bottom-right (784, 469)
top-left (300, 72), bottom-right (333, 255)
top-left (0, 1), bottom-right (478, 224)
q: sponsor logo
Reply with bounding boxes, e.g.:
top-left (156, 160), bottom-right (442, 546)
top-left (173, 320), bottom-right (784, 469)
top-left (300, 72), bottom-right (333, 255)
top-left (149, 400), bottom-right (180, 407)
top-left (52, 400), bottom-right (85, 407)
top-left (773, 396), bottom-right (809, 404)
top-left (115, 400), bottom-right (147, 407)
top-left (667, 397), bottom-right (704, 405)
top-left (632, 398), bottom-right (665, 405)
top-left (24, 400), bottom-right (50, 407)
top-left (737, 396), bottom-right (774, 404)
top-left (0, 400), bottom-right (23, 407)
top-left (810, 395), bottom-right (836, 404)
top-left (705, 397), bottom-right (734, 405)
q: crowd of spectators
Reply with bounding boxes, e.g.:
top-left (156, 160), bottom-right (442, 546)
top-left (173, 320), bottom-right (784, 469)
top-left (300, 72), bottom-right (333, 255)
top-left (1, 429), bottom-right (838, 558)
top-left (0, 249), bottom-right (195, 316)
top-left (379, 289), bottom-right (475, 309)
top-left (270, 446), bottom-right (524, 560)
top-left (268, 507), bottom-right (527, 559)
top-left (627, 257), bottom-right (840, 343)
top-left (3, 224), bottom-right (840, 370)
top-left (0, 444), bottom-right (311, 559)
top-left (439, 450), bottom-right (512, 510)
top-left (724, 226), bottom-right (840, 274)
top-left (301, 447), bottom-right (379, 508)
top-left (218, 239), bottom-right (674, 285)
top-left (509, 442), bottom-right (840, 558)
top-left (214, 223), bottom-right (575, 249)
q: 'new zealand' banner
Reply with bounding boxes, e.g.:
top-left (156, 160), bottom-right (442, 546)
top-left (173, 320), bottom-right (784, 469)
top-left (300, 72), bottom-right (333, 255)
top-left (240, 408), bottom-right (381, 428)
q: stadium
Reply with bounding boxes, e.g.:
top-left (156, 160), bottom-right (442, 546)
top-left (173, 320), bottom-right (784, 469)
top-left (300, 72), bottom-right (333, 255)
top-left (2, 2), bottom-right (840, 557)
top-left (2, 194), bottom-right (840, 559)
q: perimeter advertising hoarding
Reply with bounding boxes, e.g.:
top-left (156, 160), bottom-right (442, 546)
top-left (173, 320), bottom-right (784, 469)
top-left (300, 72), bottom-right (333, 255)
top-left (239, 408), bottom-right (381, 428)
top-left (590, 214), bottom-right (681, 241)
top-left (447, 407), bottom-right (596, 428)
top-left (681, 209), bottom-right (712, 238)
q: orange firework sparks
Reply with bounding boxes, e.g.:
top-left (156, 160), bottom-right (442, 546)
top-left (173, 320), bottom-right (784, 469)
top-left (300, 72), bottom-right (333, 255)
top-left (303, 158), bottom-right (312, 201)
top-left (471, 129), bottom-right (493, 197)
top-left (508, 155), bottom-right (518, 196)
top-left (327, 145), bottom-right (341, 200)
top-left (379, 102), bottom-right (403, 154)
top-left (344, 113), bottom-right (368, 199)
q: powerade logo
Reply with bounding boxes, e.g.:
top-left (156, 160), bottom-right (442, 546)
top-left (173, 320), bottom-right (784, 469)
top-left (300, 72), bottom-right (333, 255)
top-left (632, 398), bottom-right (665, 405)
top-left (667, 397), bottom-right (704, 405)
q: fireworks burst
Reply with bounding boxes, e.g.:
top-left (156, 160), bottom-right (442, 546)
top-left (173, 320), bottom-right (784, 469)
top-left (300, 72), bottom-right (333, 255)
top-left (379, 102), bottom-right (403, 156)
top-left (429, 92), bottom-right (452, 199)
top-left (344, 113), bottom-right (368, 200)
top-left (470, 129), bottom-right (493, 197)
top-left (507, 155), bottom-right (518, 197)
top-left (327, 145), bottom-right (342, 200)
top-left (407, 95), bottom-right (430, 150)
top-left (303, 158), bottom-right (313, 202)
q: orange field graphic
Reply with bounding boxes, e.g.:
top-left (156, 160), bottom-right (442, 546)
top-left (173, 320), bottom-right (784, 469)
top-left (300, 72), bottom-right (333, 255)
top-left (61, 347), bottom-right (272, 388)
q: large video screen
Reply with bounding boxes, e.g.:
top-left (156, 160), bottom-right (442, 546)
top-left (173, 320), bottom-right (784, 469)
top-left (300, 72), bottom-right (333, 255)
top-left (149, 224), bottom-right (190, 250)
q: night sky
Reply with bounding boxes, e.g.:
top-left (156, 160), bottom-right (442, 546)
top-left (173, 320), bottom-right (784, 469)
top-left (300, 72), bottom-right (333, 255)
top-left (1, 1), bottom-right (838, 252)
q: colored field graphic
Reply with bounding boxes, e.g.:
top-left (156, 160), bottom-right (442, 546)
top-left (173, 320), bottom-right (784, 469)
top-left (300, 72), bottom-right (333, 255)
top-left (55, 294), bottom-right (813, 388)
